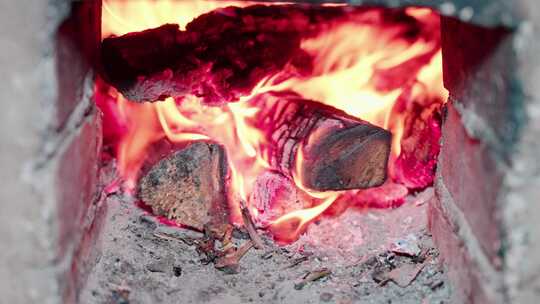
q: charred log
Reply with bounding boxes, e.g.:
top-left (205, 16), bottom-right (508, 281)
top-left (100, 5), bottom-right (425, 105)
top-left (100, 4), bottom-right (342, 104)
top-left (101, 21), bottom-right (303, 105)
top-left (138, 142), bottom-right (229, 231)
top-left (250, 94), bottom-right (392, 191)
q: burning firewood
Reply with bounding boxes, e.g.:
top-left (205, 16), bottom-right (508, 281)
top-left (249, 94), bottom-right (392, 191)
top-left (100, 5), bottom-right (421, 105)
top-left (102, 20), bottom-right (303, 105)
top-left (100, 4), bottom-right (347, 104)
top-left (138, 141), bottom-right (229, 231)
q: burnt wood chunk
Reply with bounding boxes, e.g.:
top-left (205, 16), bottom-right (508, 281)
top-left (100, 5), bottom-right (313, 105)
top-left (138, 142), bottom-right (229, 230)
top-left (100, 6), bottom-right (431, 106)
top-left (99, 5), bottom-right (389, 104)
top-left (249, 94), bottom-right (392, 191)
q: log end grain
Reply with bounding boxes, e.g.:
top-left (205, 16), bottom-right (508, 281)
top-left (302, 122), bottom-right (392, 191)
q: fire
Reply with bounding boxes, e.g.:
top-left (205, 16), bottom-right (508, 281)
top-left (102, 0), bottom-right (257, 36)
top-left (98, 1), bottom-right (447, 243)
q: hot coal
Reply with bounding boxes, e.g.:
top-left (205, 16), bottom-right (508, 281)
top-left (249, 171), bottom-right (313, 227)
top-left (394, 103), bottom-right (442, 189)
top-left (358, 182), bottom-right (409, 208)
top-left (138, 141), bottom-right (229, 231)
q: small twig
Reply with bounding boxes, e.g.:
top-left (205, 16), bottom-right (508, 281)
top-left (282, 256), bottom-right (309, 270)
top-left (221, 225), bottom-right (235, 253)
top-left (294, 268), bottom-right (332, 290)
top-left (153, 232), bottom-right (196, 246)
top-left (240, 200), bottom-right (265, 249)
top-left (215, 240), bottom-right (254, 273)
top-left (261, 250), bottom-right (274, 260)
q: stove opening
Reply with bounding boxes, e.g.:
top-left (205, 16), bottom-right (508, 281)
top-left (96, 2), bottom-right (446, 244)
top-left (51, 1), bottom-right (522, 303)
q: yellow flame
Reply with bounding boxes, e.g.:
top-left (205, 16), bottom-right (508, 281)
top-left (102, 0), bottom-right (259, 37)
top-left (270, 194), bottom-right (338, 241)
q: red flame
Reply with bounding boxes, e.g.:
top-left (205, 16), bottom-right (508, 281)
top-left (98, 2), bottom-right (448, 243)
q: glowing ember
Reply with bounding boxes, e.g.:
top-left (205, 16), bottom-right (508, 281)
top-left (97, 2), bottom-right (448, 243)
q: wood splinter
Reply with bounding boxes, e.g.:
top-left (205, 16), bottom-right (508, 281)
top-left (294, 267), bottom-right (332, 290)
top-left (214, 240), bottom-right (254, 274)
top-left (240, 200), bottom-right (265, 249)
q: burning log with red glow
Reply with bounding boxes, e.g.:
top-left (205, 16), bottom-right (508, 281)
top-left (101, 21), bottom-right (301, 105)
top-left (136, 94), bottom-right (392, 232)
top-left (100, 5), bottom-right (429, 105)
top-left (100, 5), bottom-right (351, 105)
top-left (248, 93), bottom-right (391, 191)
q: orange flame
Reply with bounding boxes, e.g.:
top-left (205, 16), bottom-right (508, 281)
top-left (100, 2), bottom-right (447, 243)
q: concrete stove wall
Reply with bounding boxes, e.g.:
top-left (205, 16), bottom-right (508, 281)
top-left (0, 1), bottom-right (101, 303)
top-left (429, 1), bottom-right (540, 303)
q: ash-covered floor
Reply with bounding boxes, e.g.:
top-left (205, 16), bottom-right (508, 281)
top-left (80, 189), bottom-right (451, 304)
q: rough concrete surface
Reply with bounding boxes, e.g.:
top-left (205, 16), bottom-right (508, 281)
top-left (0, 1), bottom-right (68, 303)
top-left (502, 1), bottom-right (540, 302)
